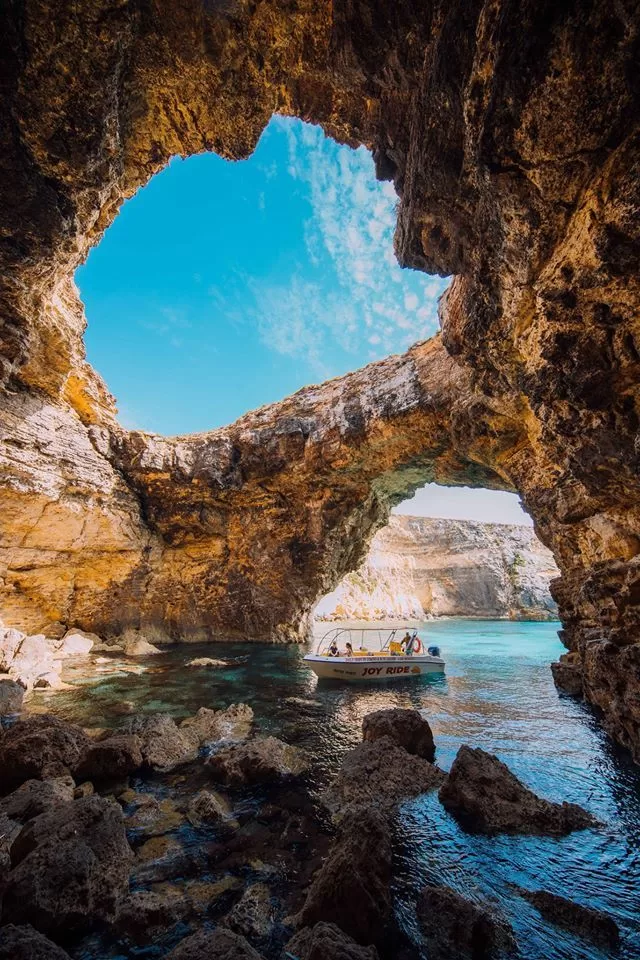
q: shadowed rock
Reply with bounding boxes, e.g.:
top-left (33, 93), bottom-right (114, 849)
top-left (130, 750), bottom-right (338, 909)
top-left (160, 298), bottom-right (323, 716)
top-left (286, 923), bottom-right (380, 960)
top-left (519, 889), bottom-right (620, 949)
top-left (0, 777), bottom-right (74, 824)
top-left (166, 927), bottom-right (264, 960)
top-left (322, 736), bottom-right (444, 817)
top-left (417, 885), bottom-right (516, 959)
top-left (362, 708), bottom-right (436, 760)
top-left (223, 882), bottom-right (276, 953)
top-left (3, 795), bottom-right (133, 934)
top-left (295, 807), bottom-right (392, 946)
top-left (551, 657), bottom-right (584, 697)
top-left (186, 788), bottom-right (235, 828)
top-left (114, 889), bottom-right (190, 943)
top-left (439, 746), bottom-right (598, 835)
top-left (75, 734), bottom-right (143, 781)
top-left (207, 737), bottom-right (308, 787)
top-left (0, 679), bottom-right (24, 716)
top-left (0, 924), bottom-right (71, 959)
top-left (0, 715), bottom-right (91, 788)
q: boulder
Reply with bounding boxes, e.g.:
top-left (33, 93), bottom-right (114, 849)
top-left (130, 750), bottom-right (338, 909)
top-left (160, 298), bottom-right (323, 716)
top-left (323, 737), bottom-right (444, 817)
top-left (551, 660), bottom-right (584, 697)
top-left (75, 733), bottom-right (143, 781)
top-left (223, 883), bottom-right (275, 952)
top-left (180, 703), bottom-right (254, 745)
top-left (187, 788), bottom-right (235, 828)
top-left (0, 715), bottom-right (91, 788)
top-left (131, 834), bottom-right (190, 885)
top-left (57, 629), bottom-right (97, 656)
top-left (3, 795), bottom-right (133, 934)
top-left (120, 713), bottom-right (198, 771)
top-left (0, 924), bottom-right (72, 959)
top-left (362, 708), bottom-right (436, 761)
top-left (122, 635), bottom-right (162, 656)
top-left (0, 777), bottom-right (74, 823)
top-left (207, 737), bottom-right (308, 787)
top-left (125, 795), bottom-right (184, 837)
top-left (115, 889), bottom-right (189, 942)
top-left (7, 634), bottom-right (62, 690)
top-left (0, 627), bottom-right (24, 672)
top-left (186, 657), bottom-right (228, 668)
top-left (416, 885), bottom-right (516, 959)
top-left (295, 807), bottom-right (392, 945)
top-left (519, 889), bottom-right (619, 948)
top-left (286, 922), bottom-right (380, 960)
top-left (167, 928), bottom-right (264, 960)
top-left (439, 746), bottom-right (598, 835)
top-left (0, 678), bottom-right (24, 716)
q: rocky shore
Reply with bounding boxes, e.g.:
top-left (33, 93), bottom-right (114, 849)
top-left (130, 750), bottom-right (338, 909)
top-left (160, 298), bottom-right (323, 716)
top-left (0, 703), bottom-right (613, 959)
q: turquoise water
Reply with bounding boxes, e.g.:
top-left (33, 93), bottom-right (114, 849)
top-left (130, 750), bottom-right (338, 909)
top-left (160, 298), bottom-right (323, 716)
top-left (38, 620), bottom-right (640, 958)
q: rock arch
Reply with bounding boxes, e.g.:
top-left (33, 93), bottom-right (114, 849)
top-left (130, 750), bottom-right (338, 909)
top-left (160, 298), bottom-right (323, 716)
top-left (1, 1), bottom-right (639, 757)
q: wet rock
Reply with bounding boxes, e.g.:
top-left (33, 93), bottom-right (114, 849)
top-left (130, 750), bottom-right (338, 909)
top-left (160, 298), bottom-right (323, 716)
top-left (223, 882), bottom-right (275, 951)
top-left (323, 737), bottom-right (444, 817)
top-left (0, 715), bottom-right (91, 788)
top-left (207, 736), bottom-right (308, 787)
top-left (187, 657), bottom-right (228, 668)
top-left (362, 708), bottom-right (436, 761)
top-left (57, 629), bottom-right (96, 656)
top-left (131, 834), bottom-right (189, 884)
top-left (187, 788), bottom-right (235, 828)
top-left (126, 795), bottom-right (184, 837)
top-left (75, 733), bottom-right (143, 781)
top-left (439, 746), bottom-right (598, 835)
top-left (120, 713), bottom-right (198, 772)
top-left (0, 777), bottom-right (74, 823)
top-left (167, 928), bottom-right (264, 960)
top-left (73, 781), bottom-right (94, 799)
top-left (115, 888), bottom-right (189, 942)
top-left (286, 922), bottom-right (380, 960)
top-left (295, 807), bottom-right (392, 945)
top-left (417, 885), bottom-right (516, 959)
top-left (112, 700), bottom-right (136, 715)
top-left (0, 924), bottom-right (72, 959)
top-left (4, 795), bottom-right (133, 934)
top-left (519, 889), bottom-right (619, 948)
top-left (551, 658), bottom-right (584, 697)
top-left (0, 678), bottom-right (24, 716)
top-left (180, 703), bottom-right (254, 746)
top-left (181, 875), bottom-right (243, 913)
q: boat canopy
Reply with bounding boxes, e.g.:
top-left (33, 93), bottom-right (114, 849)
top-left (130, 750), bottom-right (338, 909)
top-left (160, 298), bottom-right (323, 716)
top-left (315, 626), bottom-right (418, 656)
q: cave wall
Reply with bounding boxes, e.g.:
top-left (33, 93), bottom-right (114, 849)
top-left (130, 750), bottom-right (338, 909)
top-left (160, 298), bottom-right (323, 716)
top-left (1, 1), bottom-right (639, 756)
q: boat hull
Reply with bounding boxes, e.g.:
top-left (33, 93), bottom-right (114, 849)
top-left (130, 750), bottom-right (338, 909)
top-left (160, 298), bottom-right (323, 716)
top-left (303, 654), bottom-right (445, 682)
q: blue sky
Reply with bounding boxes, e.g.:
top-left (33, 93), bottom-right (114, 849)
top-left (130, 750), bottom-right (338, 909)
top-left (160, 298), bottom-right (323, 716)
top-left (77, 116), bottom-right (530, 525)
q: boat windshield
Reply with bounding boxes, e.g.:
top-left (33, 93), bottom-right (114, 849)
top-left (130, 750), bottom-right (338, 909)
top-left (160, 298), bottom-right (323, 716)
top-left (315, 627), bottom-right (420, 657)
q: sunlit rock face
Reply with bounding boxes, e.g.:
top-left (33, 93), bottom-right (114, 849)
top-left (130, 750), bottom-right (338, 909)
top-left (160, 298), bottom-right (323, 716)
top-left (1, 2), bottom-right (639, 756)
top-left (315, 516), bottom-right (558, 622)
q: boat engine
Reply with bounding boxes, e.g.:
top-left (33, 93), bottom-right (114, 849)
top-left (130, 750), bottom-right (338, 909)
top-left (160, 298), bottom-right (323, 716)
top-left (427, 645), bottom-right (441, 657)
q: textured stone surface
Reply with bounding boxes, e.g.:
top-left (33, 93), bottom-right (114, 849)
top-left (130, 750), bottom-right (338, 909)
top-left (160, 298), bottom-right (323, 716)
top-left (417, 885), bottom-right (516, 960)
top-left (519, 889), bottom-right (620, 949)
top-left (207, 736), bottom-right (308, 787)
top-left (0, 1), bottom-right (639, 759)
top-left (316, 516), bottom-right (558, 620)
top-left (361, 708), bottom-right (436, 760)
top-left (166, 928), bottom-right (264, 960)
top-left (0, 925), bottom-right (71, 960)
top-left (286, 923), bottom-right (380, 960)
top-left (439, 746), bottom-right (598, 835)
top-left (0, 678), bottom-right (24, 716)
top-left (0, 777), bottom-right (74, 823)
top-left (0, 714), bottom-right (91, 788)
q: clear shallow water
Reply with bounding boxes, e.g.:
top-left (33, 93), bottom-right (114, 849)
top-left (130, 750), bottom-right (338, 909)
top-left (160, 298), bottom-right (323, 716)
top-left (36, 620), bottom-right (640, 959)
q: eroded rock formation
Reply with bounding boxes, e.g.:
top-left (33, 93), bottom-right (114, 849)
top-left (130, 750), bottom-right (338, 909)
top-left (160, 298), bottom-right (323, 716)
top-left (315, 515), bottom-right (558, 621)
top-left (1, 2), bottom-right (640, 757)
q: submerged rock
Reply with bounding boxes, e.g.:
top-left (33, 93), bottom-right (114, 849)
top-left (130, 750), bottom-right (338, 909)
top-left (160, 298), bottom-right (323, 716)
top-left (125, 795), bottom-right (184, 837)
top-left (295, 807), bottom-right (392, 946)
top-left (207, 736), bottom-right (308, 786)
top-left (439, 746), bottom-right (598, 835)
top-left (0, 714), bottom-right (91, 787)
top-left (519, 889), bottom-right (619, 948)
top-left (115, 888), bottom-right (190, 942)
top-left (3, 795), bottom-right (133, 934)
top-left (0, 924), bottom-right (72, 959)
top-left (361, 708), bottom-right (436, 761)
top-left (167, 928), bottom-right (264, 959)
top-left (286, 922), bottom-right (380, 960)
top-left (323, 736), bottom-right (444, 817)
top-left (187, 788), bottom-right (235, 828)
top-left (0, 678), bottom-right (24, 716)
top-left (131, 834), bottom-right (190, 885)
top-left (187, 657), bottom-right (228, 668)
top-left (417, 885), bottom-right (516, 959)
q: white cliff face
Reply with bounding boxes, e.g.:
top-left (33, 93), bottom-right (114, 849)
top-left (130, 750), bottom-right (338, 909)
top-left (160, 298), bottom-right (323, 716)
top-left (315, 516), bottom-right (559, 621)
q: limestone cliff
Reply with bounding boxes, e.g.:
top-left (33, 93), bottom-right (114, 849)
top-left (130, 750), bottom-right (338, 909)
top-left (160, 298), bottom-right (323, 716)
top-left (315, 516), bottom-right (558, 622)
top-left (1, 1), bottom-right (639, 759)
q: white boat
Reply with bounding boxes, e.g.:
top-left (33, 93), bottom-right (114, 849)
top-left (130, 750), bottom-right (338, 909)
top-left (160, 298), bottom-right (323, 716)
top-left (304, 627), bottom-right (445, 682)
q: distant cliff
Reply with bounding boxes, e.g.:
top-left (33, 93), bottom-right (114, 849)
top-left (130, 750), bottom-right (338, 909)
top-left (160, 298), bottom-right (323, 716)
top-left (315, 516), bottom-right (559, 622)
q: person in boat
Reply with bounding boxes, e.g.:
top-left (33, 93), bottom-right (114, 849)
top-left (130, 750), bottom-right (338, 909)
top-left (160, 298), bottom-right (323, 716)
top-left (345, 641), bottom-right (354, 657)
top-left (328, 640), bottom-right (340, 657)
top-left (401, 631), bottom-right (417, 656)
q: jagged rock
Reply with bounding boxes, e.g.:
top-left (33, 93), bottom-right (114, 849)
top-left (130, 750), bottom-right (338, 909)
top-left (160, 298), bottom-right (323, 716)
top-left (125, 795), bottom-right (184, 837)
top-left (0, 715), bottom-right (91, 788)
top-left (0, 628), bottom-right (24, 672)
top-left (416, 885), bottom-right (516, 959)
top-left (519, 889), bottom-right (619, 948)
top-left (180, 703), bottom-right (254, 746)
top-left (0, 924), bottom-right (72, 959)
top-left (0, 777), bottom-right (74, 823)
top-left (119, 713), bottom-right (197, 771)
top-left (286, 923), bottom-right (380, 960)
top-left (122, 635), bottom-right (162, 656)
top-left (114, 889), bottom-right (189, 942)
top-left (207, 737), bottom-right (308, 787)
top-left (167, 928), bottom-right (265, 959)
top-left (295, 807), bottom-right (392, 945)
top-left (223, 883), bottom-right (275, 951)
top-left (131, 834), bottom-right (189, 885)
top-left (551, 658), bottom-right (584, 697)
top-left (3, 796), bottom-right (133, 934)
top-left (323, 737), bottom-right (444, 817)
top-left (57, 629), bottom-right (97, 655)
top-left (439, 746), bottom-right (597, 835)
top-left (186, 788), bottom-right (234, 828)
top-left (75, 733), bottom-right (143, 781)
top-left (362, 708), bottom-right (436, 760)
top-left (6, 635), bottom-right (63, 691)
top-left (0, 678), bottom-right (24, 716)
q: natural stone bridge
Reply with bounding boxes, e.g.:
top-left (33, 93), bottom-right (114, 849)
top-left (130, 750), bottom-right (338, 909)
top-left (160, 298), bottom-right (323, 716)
top-left (1, 1), bottom-right (639, 759)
